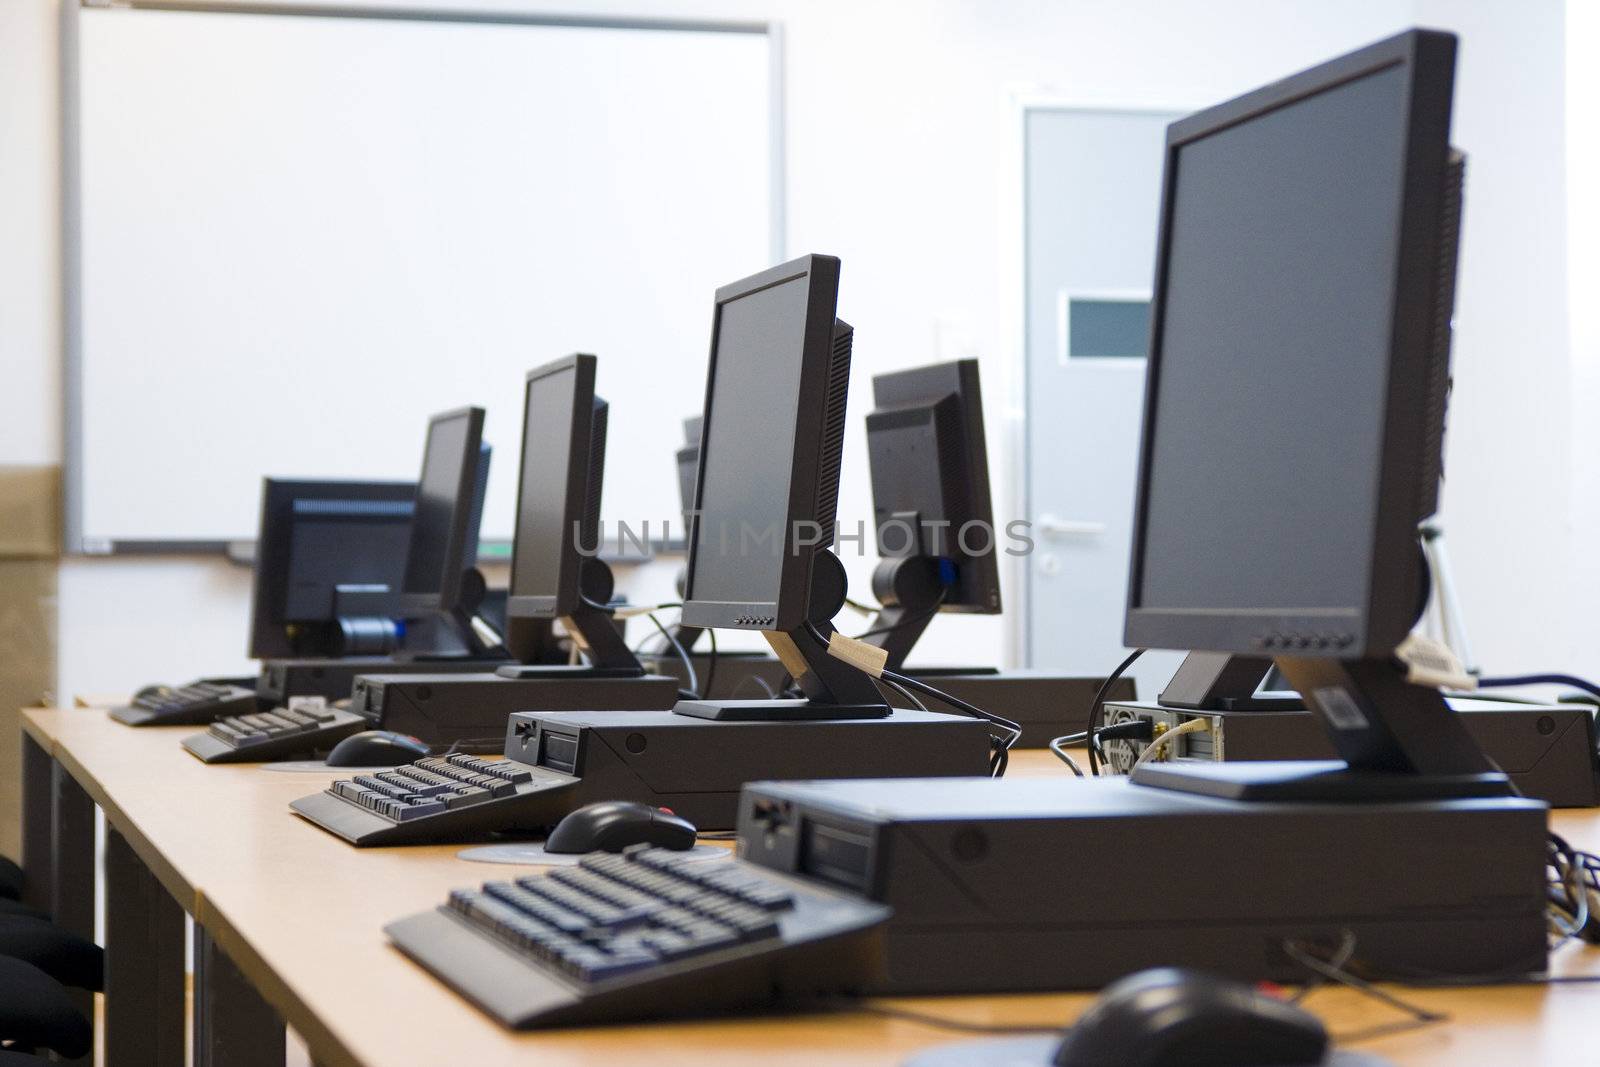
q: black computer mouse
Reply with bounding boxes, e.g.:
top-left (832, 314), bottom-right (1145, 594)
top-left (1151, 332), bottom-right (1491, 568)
top-left (324, 730), bottom-right (431, 768)
top-left (544, 801), bottom-right (698, 854)
top-left (1053, 968), bottom-right (1329, 1067)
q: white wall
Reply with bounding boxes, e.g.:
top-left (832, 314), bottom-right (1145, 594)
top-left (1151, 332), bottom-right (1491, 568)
top-left (1569, 0), bottom-right (1600, 669)
top-left (1414, 0), bottom-right (1573, 680)
top-left (0, 0), bottom-right (1580, 700)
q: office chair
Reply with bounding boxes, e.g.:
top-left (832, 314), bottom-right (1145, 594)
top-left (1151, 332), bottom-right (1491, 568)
top-left (0, 856), bottom-right (21, 901)
top-left (0, 918), bottom-right (103, 991)
top-left (0, 900), bottom-right (48, 922)
top-left (0, 956), bottom-right (92, 1060)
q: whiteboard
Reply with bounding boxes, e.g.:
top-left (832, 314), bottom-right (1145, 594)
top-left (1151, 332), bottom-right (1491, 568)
top-left (67, 2), bottom-right (779, 551)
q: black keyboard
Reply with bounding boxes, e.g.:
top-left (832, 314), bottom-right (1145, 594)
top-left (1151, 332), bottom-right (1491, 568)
top-left (180, 705), bottom-right (368, 764)
top-left (385, 845), bottom-right (890, 1028)
top-left (109, 680), bottom-right (257, 727)
top-left (290, 753), bottom-right (581, 846)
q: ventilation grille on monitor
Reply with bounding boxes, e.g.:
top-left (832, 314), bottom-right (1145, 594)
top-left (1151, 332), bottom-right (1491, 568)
top-left (1419, 150), bottom-right (1465, 520)
top-left (581, 399), bottom-right (608, 555)
top-left (811, 321), bottom-right (854, 551)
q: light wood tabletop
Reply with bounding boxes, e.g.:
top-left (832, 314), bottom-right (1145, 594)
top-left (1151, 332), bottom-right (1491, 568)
top-left (23, 704), bottom-right (1600, 1067)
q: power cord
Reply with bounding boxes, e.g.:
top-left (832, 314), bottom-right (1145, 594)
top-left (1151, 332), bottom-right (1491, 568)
top-left (1048, 721), bottom-right (1155, 777)
top-left (646, 611), bottom-right (699, 699)
top-left (1547, 832), bottom-right (1600, 945)
top-left (876, 674), bottom-right (930, 713)
top-left (847, 1002), bottom-right (1060, 1035)
top-left (1067, 648), bottom-right (1145, 776)
top-left (1281, 933), bottom-right (1450, 1044)
top-left (877, 666), bottom-right (1021, 777)
top-left (581, 594), bottom-right (684, 619)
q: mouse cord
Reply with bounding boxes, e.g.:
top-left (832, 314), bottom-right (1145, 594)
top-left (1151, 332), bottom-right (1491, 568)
top-left (840, 1002), bottom-right (1060, 1035)
top-left (1281, 935), bottom-right (1450, 1045)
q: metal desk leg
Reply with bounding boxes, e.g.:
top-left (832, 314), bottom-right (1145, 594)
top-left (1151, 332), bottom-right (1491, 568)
top-left (19, 732), bottom-right (52, 912)
top-left (48, 759), bottom-right (96, 942)
top-left (104, 828), bottom-right (185, 1066)
top-left (22, 742), bottom-right (97, 1063)
top-left (193, 925), bottom-right (286, 1067)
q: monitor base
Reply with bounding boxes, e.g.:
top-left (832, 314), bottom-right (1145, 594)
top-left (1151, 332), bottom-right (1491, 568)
top-left (494, 664), bottom-right (645, 681)
top-left (1130, 759), bottom-right (1518, 802)
top-left (672, 698), bottom-right (892, 722)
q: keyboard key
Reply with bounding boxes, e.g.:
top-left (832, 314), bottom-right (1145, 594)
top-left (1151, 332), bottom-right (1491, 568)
top-left (442, 787), bottom-right (490, 809)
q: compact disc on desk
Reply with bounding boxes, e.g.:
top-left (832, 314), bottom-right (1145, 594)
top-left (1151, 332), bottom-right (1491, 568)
top-left (457, 843), bottom-right (728, 867)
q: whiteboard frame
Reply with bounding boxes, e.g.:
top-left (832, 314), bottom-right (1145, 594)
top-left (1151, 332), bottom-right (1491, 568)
top-left (61, 0), bottom-right (787, 556)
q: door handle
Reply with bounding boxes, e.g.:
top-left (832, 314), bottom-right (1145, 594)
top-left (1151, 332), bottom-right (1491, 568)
top-left (1037, 514), bottom-right (1106, 538)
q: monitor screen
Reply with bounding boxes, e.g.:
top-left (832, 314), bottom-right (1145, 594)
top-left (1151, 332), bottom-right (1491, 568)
top-left (402, 410), bottom-right (474, 595)
top-left (1133, 64), bottom-right (1406, 618)
top-left (509, 364), bottom-right (579, 601)
top-left (247, 478), bottom-right (416, 657)
top-left (688, 276), bottom-right (809, 607)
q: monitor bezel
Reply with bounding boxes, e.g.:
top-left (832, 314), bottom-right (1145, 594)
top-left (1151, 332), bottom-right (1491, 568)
top-left (397, 405), bottom-right (487, 614)
top-left (1123, 29), bottom-right (1457, 659)
top-left (681, 253), bottom-right (843, 632)
top-left (506, 354), bottom-right (600, 621)
top-left (867, 358), bottom-right (1002, 615)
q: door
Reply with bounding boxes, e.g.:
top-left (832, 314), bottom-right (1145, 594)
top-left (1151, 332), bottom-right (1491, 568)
top-left (1022, 107), bottom-right (1184, 696)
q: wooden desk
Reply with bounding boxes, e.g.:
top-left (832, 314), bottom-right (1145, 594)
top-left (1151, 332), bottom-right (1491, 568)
top-left (20, 704), bottom-right (1600, 1067)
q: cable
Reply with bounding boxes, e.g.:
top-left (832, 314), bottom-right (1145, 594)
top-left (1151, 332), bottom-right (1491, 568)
top-left (878, 667), bottom-right (1020, 778)
top-left (646, 611), bottom-right (699, 699)
top-left (848, 1003), bottom-right (1060, 1036)
top-left (1286, 929), bottom-right (1357, 1005)
top-left (1084, 649), bottom-right (1146, 776)
top-left (580, 592), bottom-right (685, 619)
top-left (1281, 935), bottom-right (1449, 1043)
top-left (842, 596), bottom-right (878, 617)
top-left (1477, 673), bottom-right (1600, 703)
top-left (877, 674), bottom-right (930, 713)
top-left (1130, 718), bottom-right (1209, 771)
top-left (1049, 737), bottom-right (1085, 777)
top-left (1051, 720), bottom-right (1154, 777)
top-left (1547, 832), bottom-right (1600, 944)
top-left (852, 590), bottom-right (947, 642)
top-left (803, 618), bottom-right (1019, 776)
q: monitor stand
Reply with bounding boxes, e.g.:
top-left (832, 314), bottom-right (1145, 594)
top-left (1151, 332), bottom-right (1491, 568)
top-left (1157, 651), bottom-right (1302, 711)
top-left (673, 623), bottom-right (891, 720)
top-left (860, 555), bottom-right (946, 671)
top-left (346, 572), bottom-right (677, 751)
top-left (495, 562), bottom-right (648, 680)
top-left (675, 553), bottom-right (891, 722)
top-left (1130, 656), bottom-right (1515, 802)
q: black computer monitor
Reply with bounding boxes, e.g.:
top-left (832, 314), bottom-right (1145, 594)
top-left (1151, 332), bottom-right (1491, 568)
top-left (497, 354), bottom-right (641, 674)
top-left (329, 407), bottom-right (496, 655)
top-left (677, 253), bottom-right (889, 720)
top-left (862, 359), bottom-right (1001, 669)
top-left (246, 479), bottom-right (416, 659)
top-left (670, 415), bottom-right (708, 651)
top-left (1122, 29), bottom-right (1503, 801)
top-left (397, 407), bottom-right (489, 617)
